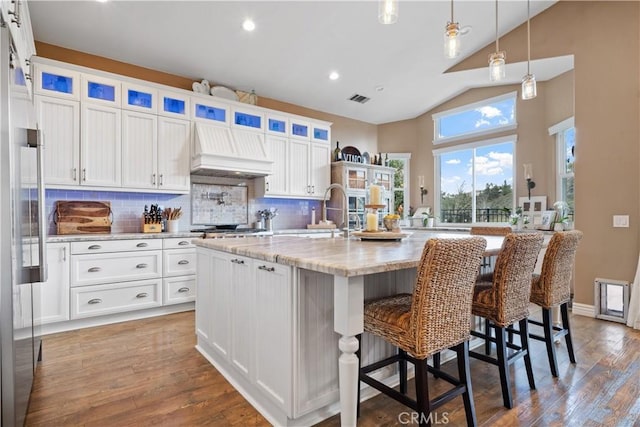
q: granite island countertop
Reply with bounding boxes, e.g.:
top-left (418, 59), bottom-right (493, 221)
top-left (193, 230), bottom-right (506, 277)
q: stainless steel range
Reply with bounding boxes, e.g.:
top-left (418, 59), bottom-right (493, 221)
top-left (191, 226), bottom-right (272, 239)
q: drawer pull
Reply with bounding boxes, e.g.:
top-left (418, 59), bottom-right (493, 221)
top-left (178, 287), bottom-right (190, 293)
top-left (231, 259), bottom-right (245, 264)
top-left (258, 265), bottom-right (275, 272)
top-left (178, 260), bottom-right (189, 265)
top-left (88, 267), bottom-right (101, 273)
top-left (136, 263), bottom-right (148, 269)
top-left (88, 298), bottom-right (102, 305)
top-left (88, 244), bottom-right (102, 250)
top-left (178, 241), bottom-right (189, 246)
top-left (136, 242), bottom-right (148, 248)
top-left (136, 293), bottom-right (148, 298)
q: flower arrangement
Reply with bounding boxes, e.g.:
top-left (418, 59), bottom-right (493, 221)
top-left (257, 208), bottom-right (278, 220)
top-left (553, 201), bottom-right (570, 224)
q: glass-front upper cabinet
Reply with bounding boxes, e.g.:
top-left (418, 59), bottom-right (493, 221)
top-left (159, 90), bottom-right (190, 120)
top-left (81, 73), bottom-right (121, 107)
top-left (34, 63), bottom-right (80, 100)
top-left (122, 82), bottom-right (157, 113)
top-left (232, 107), bottom-right (264, 132)
top-left (290, 119), bottom-right (310, 140)
top-left (347, 167), bottom-right (367, 191)
top-left (311, 122), bottom-right (331, 144)
top-left (192, 97), bottom-right (229, 126)
top-left (266, 113), bottom-right (289, 136)
top-left (374, 170), bottom-right (393, 191)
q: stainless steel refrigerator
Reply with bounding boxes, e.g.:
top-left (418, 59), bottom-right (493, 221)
top-left (0, 23), bottom-right (46, 426)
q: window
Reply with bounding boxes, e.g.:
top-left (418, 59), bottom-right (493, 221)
top-left (434, 136), bottom-right (516, 224)
top-left (550, 118), bottom-right (575, 219)
top-left (387, 153), bottom-right (411, 220)
top-left (433, 92), bottom-right (517, 144)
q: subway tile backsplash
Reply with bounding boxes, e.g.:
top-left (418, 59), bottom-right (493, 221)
top-left (46, 187), bottom-right (323, 234)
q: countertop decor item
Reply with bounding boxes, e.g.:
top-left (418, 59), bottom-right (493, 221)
top-left (55, 201), bottom-right (112, 234)
top-left (340, 146), bottom-right (362, 163)
top-left (351, 230), bottom-right (410, 241)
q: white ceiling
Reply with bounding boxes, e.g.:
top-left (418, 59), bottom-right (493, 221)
top-left (28, 0), bottom-right (571, 125)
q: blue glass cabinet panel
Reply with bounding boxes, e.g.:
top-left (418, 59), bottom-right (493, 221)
top-left (313, 128), bottom-right (329, 141)
top-left (41, 72), bottom-right (73, 94)
top-left (127, 90), bottom-right (153, 108)
top-left (234, 112), bottom-right (261, 129)
top-left (163, 97), bottom-right (186, 115)
top-left (268, 118), bottom-right (286, 133)
top-left (87, 82), bottom-right (116, 102)
top-left (195, 104), bottom-right (226, 122)
top-left (292, 123), bottom-right (309, 138)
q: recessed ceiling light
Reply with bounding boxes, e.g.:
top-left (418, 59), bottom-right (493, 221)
top-left (375, 86), bottom-right (384, 92)
top-left (242, 19), bottom-right (256, 32)
top-left (96, 0), bottom-right (108, 3)
top-left (329, 71), bottom-right (340, 81)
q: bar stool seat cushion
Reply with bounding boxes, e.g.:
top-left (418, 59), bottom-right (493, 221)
top-left (364, 293), bottom-right (412, 342)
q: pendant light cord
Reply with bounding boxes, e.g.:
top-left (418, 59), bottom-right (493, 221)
top-left (526, 0), bottom-right (531, 74)
top-left (451, 0), bottom-right (454, 22)
top-left (495, 0), bottom-right (499, 52)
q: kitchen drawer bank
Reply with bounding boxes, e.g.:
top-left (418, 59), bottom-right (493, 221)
top-left (41, 233), bottom-right (201, 335)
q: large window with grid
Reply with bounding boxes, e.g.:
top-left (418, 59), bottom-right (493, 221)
top-left (550, 118), bottom-right (575, 219)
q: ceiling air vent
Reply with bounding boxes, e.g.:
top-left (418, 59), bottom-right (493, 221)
top-left (348, 94), bottom-right (370, 104)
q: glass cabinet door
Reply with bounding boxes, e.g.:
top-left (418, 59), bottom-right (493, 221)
top-left (348, 196), bottom-right (365, 228)
top-left (374, 171), bottom-right (393, 191)
top-left (347, 168), bottom-right (367, 190)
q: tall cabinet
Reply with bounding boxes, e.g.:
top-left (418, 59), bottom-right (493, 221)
top-left (328, 161), bottom-right (396, 228)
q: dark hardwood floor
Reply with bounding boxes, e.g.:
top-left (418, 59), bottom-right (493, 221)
top-left (25, 310), bottom-right (640, 426)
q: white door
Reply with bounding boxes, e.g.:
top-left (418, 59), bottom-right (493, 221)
top-left (208, 251), bottom-right (233, 358)
top-left (157, 116), bottom-right (190, 192)
top-left (289, 138), bottom-right (310, 197)
top-left (230, 256), bottom-right (254, 380)
top-left (81, 103), bottom-right (122, 187)
top-left (265, 134), bottom-right (289, 195)
top-left (36, 96), bottom-right (80, 185)
top-left (122, 110), bottom-right (158, 189)
top-left (36, 243), bottom-right (70, 325)
top-left (309, 143), bottom-right (331, 198)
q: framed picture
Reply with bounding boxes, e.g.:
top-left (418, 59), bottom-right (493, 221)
top-left (537, 210), bottom-right (557, 231)
top-left (519, 196), bottom-right (547, 226)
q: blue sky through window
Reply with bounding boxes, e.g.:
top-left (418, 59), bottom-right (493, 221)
top-left (437, 97), bottom-right (516, 140)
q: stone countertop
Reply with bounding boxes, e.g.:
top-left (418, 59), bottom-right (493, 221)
top-left (47, 231), bottom-right (203, 243)
top-left (193, 230), bottom-right (506, 277)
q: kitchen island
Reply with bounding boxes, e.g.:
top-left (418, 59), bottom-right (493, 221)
top-left (193, 232), bottom-right (505, 426)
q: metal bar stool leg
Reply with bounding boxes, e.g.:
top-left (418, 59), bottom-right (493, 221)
top-left (542, 308), bottom-right (559, 377)
top-left (356, 334), bottom-right (362, 418)
top-left (561, 303), bottom-right (577, 364)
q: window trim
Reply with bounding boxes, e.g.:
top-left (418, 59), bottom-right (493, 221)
top-left (433, 134), bottom-right (518, 226)
top-left (432, 91), bottom-right (518, 145)
top-left (550, 117), bottom-right (575, 207)
top-left (387, 153), bottom-right (411, 221)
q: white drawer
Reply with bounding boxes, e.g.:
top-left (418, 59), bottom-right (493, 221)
top-left (163, 237), bottom-right (198, 250)
top-left (163, 276), bottom-right (196, 305)
top-left (71, 239), bottom-right (162, 254)
top-left (70, 279), bottom-right (162, 319)
top-left (71, 250), bottom-right (162, 287)
top-left (163, 249), bottom-right (196, 277)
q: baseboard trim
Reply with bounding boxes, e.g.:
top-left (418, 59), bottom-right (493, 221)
top-left (572, 303), bottom-right (595, 318)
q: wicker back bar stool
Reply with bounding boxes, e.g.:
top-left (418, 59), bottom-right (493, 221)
top-left (469, 226), bottom-right (512, 236)
top-left (469, 232), bottom-right (544, 409)
top-left (528, 230), bottom-right (583, 377)
top-left (357, 237), bottom-right (487, 427)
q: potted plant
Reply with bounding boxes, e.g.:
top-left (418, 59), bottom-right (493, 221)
top-left (552, 201), bottom-right (571, 230)
top-left (422, 209), bottom-right (435, 228)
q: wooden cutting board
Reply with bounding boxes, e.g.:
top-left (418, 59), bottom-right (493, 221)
top-left (55, 201), bottom-right (112, 234)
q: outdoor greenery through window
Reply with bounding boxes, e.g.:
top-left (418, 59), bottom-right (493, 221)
top-left (553, 118), bottom-right (575, 219)
top-left (436, 137), bottom-right (515, 224)
top-left (433, 92), bottom-right (517, 144)
top-left (387, 154), bottom-right (410, 220)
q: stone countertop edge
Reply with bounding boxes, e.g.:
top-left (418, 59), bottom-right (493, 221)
top-left (47, 231), bottom-right (203, 243)
top-left (193, 233), bottom-right (505, 277)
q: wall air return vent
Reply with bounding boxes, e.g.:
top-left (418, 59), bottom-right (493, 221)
top-left (348, 94), bottom-right (370, 104)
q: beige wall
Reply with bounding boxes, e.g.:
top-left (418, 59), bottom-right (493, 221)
top-left (381, 1), bottom-right (640, 307)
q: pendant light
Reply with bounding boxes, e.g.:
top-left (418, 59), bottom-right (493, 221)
top-left (444, 0), bottom-right (461, 58)
top-left (488, 0), bottom-right (506, 81)
top-left (521, 0), bottom-right (537, 99)
top-left (378, 0), bottom-right (399, 25)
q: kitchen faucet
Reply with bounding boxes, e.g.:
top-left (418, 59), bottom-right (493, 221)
top-left (322, 183), bottom-right (349, 238)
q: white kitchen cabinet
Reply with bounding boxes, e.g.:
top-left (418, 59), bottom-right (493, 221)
top-left (158, 90), bottom-right (190, 120)
top-left (288, 139), bottom-right (331, 199)
top-left (289, 138), bottom-right (311, 197)
top-left (309, 142), bottom-right (331, 197)
top-left (195, 250), bottom-right (214, 344)
top-left (81, 103), bottom-right (122, 187)
top-left (230, 255), bottom-right (254, 380)
top-left (253, 260), bottom-right (292, 413)
top-left (122, 82), bottom-right (157, 114)
top-left (81, 73), bottom-right (121, 107)
top-left (35, 95), bottom-right (80, 185)
top-left (163, 237), bottom-right (196, 305)
top-left (71, 250), bottom-right (162, 287)
top-left (37, 243), bottom-right (70, 325)
top-left (157, 116), bottom-right (190, 192)
top-left (163, 276), bottom-right (195, 305)
top-left (34, 63), bottom-right (80, 100)
top-left (122, 110), bottom-right (158, 189)
top-left (258, 134), bottom-right (289, 196)
top-left (70, 278), bottom-right (162, 319)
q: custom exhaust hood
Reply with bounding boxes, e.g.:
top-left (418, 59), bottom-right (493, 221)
top-left (191, 122), bottom-right (273, 178)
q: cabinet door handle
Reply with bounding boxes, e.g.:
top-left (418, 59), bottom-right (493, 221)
top-left (266, 181), bottom-right (270, 192)
top-left (88, 298), bottom-right (102, 305)
top-left (258, 265), bottom-right (275, 272)
top-left (178, 260), bottom-right (189, 265)
top-left (88, 244), bottom-right (101, 250)
top-left (82, 168), bottom-right (86, 182)
top-left (9, 1), bottom-right (21, 27)
top-left (231, 259), bottom-right (245, 264)
top-left (178, 241), bottom-right (189, 246)
top-left (178, 287), bottom-right (190, 293)
top-left (88, 267), bottom-right (101, 273)
top-left (159, 174), bottom-right (163, 186)
top-left (152, 173), bottom-right (156, 185)
top-left (311, 185), bottom-right (315, 194)
top-left (136, 293), bottom-right (148, 298)
top-left (72, 167), bottom-right (77, 181)
top-left (136, 242), bottom-right (148, 248)
top-left (62, 247), bottom-right (67, 262)
top-left (136, 263), bottom-right (148, 269)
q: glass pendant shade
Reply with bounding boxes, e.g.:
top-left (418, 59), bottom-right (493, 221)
top-left (378, 0), bottom-right (398, 24)
top-left (444, 22), bottom-right (461, 58)
top-left (521, 73), bottom-right (537, 99)
top-left (489, 51), bottom-right (506, 81)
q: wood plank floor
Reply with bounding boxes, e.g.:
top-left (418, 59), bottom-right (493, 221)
top-left (25, 310), bottom-right (640, 426)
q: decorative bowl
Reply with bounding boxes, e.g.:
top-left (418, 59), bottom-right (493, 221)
top-left (383, 218), bottom-right (400, 232)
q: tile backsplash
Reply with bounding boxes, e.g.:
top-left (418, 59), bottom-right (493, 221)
top-left (46, 187), bottom-right (324, 234)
